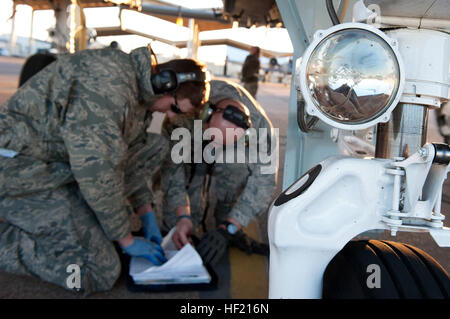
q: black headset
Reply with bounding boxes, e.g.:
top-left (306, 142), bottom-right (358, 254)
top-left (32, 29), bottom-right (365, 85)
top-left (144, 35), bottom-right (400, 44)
top-left (201, 103), bottom-right (252, 130)
top-left (147, 43), bottom-right (209, 95)
top-left (151, 68), bottom-right (208, 95)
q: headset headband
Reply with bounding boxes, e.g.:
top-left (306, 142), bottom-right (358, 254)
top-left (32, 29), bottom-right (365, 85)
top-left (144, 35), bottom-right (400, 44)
top-left (204, 104), bottom-right (252, 130)
top-left (177, 70), bottom-right (206, 83)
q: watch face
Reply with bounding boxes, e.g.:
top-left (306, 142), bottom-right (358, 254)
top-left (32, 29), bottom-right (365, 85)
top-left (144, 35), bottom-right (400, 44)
top-left (227, 223), bottom-right (238, 235)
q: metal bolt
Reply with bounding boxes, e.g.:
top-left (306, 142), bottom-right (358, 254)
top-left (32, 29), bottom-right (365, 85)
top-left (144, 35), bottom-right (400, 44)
top-left (390, 227), bottom-right (398, 236)
top-left (418, 147), bottom-right (428, 159)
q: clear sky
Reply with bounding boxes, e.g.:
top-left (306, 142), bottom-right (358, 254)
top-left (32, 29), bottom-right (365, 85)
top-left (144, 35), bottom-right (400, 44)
top-left (0, 0), bottom-right (293, 64)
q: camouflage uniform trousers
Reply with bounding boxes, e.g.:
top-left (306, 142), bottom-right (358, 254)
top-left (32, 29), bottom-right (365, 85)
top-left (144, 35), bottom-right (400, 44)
top-left (0, 132), bottom-right (168, 294)
top-left (243, 81), bottom-right (258, 99)
top-left (163, 161), bottom-right (251, 233)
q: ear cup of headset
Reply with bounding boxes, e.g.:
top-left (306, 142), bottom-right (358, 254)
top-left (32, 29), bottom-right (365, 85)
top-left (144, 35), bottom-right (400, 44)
top-left (200, 103), bottom-right (215, 123)
top-left (151, 68), bottom-right (207, 95)
top-left (151, 70), bottom-right (178, 94)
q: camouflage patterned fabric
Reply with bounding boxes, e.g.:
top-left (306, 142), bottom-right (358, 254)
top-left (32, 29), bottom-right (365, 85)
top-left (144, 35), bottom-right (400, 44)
top-left (0, 46), bottom-right (166, 294)
top-left (161, 79), bottom-right (277, 231)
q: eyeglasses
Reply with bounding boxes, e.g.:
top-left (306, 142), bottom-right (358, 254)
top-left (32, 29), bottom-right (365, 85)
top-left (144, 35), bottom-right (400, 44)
top-left (170, 95), bottom-right (184, 114)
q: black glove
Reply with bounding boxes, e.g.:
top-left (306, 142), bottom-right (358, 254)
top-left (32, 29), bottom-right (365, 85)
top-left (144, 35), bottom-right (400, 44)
top-left (196, 228), bottom-right (229, 266)
top-left (229, 230), bottom-right (270, 256)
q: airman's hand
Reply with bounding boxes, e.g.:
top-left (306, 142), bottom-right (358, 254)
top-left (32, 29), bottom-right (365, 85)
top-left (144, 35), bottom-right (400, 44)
top-left (172, 217), bottom-right (194, 250)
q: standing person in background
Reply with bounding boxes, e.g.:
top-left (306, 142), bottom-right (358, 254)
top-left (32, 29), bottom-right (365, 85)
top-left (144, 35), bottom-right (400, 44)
top-left (241, 46), bottom-right (261, 99)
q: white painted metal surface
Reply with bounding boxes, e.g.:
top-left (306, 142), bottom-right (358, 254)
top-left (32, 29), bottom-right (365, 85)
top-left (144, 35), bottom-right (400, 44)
top-left (272, 0), bottom-right (450, 299)
top-left (269, 155), bottom-right (390, 298)
top-left (269, 144), bottom-right (450, 298)
top-left (387, 29), bottom-right (450, 108)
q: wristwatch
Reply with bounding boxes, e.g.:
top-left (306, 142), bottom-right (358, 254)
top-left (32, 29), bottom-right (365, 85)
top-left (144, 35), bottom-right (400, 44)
top-left (221, 221), bottom-right (238, 235)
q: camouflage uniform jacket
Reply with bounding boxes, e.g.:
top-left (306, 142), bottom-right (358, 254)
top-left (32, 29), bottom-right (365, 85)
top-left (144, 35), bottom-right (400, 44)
top-left (162, 79), bottom-right (277, 227)
top-left (0, 47), bottom-right (155, 241)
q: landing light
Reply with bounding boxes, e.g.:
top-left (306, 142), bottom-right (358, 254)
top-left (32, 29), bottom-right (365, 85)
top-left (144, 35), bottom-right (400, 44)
top-left (298, 23), bottom-right (405, 130)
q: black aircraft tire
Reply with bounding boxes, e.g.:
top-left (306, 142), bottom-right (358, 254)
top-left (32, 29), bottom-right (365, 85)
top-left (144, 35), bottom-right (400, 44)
top-left (322, 240), bottom-right (450, 299)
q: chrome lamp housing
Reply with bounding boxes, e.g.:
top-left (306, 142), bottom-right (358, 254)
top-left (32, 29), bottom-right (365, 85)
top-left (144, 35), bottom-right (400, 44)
top-left (298, 23), bottom-right (405, 130)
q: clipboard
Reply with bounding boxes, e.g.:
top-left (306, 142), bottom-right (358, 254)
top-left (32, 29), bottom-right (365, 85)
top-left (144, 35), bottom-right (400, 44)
top-left (125, 259), bottom-right (218, 293)
top-left (122, 228), bottom-right (218, 293)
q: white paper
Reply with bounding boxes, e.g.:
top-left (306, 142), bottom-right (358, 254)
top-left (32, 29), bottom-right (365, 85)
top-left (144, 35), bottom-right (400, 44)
top-left (0, 148), bottom-right (18, 158)
top-left (129, 228), bottom-right (211, 285)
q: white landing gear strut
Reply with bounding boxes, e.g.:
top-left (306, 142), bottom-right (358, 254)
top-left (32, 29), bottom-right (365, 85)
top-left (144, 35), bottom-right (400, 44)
top-left (268, 143), bottom-right (450, 298)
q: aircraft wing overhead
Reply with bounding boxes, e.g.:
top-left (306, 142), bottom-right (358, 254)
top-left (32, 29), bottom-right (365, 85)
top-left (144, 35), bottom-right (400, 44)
top-left (222, 0), bottom-right (283, 27)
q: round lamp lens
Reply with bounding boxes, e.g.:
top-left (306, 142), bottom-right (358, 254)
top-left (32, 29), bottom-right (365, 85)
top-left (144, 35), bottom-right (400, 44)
top-left (306, 29), bottom-right (400, 124)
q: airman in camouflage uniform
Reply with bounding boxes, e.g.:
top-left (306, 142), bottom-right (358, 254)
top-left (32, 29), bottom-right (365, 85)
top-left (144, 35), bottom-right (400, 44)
top-left (160, 79), bottom-right (277, 250)
top-left (0, 47), bottom-right (206, 294)
top-left (241, 47), bottom-right (261, 98)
